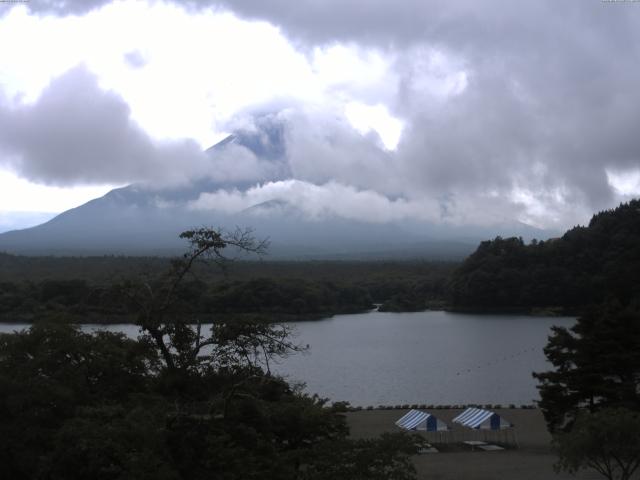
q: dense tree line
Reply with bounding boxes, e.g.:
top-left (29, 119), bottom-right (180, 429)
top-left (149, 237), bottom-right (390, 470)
top-left (450, 200), bottom-right (640, 312)
top-left (0, 261), bottom-right (455, 322)
top-left (375, 277), bottom-right (448, 312)
top-left (0, 278), bottom-right (373, 322)
top-left (0, 253), bottom-right (456, 285)
top-left (4, 200), bottom-right (639, 319)
top-left (0, 228), bottom-right (423, 479)
top-left (203, 278), bottom-right (373, 316)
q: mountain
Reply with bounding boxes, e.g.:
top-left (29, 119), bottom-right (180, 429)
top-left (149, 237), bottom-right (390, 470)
top-left (0, 120), bottom-right (553, 258)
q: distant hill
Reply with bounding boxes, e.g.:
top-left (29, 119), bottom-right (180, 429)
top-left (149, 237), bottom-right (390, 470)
top-left (449, 199), bottom-right (640, 312)
top-left (0, 119), bottom-right (552, 259)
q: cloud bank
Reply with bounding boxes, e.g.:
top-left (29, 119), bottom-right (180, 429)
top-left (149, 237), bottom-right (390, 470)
top-left (189, 179), bottom-right (437, 224)
top-left (210, 0), bottom-right (640, 220)
top-left (0, 65), bottom-right (212, 186)
top-left (2, 0), bottom-right (640, 230)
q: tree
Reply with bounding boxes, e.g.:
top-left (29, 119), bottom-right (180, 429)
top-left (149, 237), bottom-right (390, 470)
top-left (120, 227), bottom-right (303, 377)
top-left (300, 433), bottom-right (425, 480)
top-left (449, 199), bottom-right (640, 312)
top-left (554, 408), bottom-right (640, 480)
top-left (0, 227), bottom-right (425, 479)
top-left (533, 303), bottom-right (640, 432)
top-left (0, 323), bottom-right (158, 480)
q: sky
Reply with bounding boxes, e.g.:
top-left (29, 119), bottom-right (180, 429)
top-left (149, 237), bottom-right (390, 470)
top-left (1, 0), bottom-right (640, 232)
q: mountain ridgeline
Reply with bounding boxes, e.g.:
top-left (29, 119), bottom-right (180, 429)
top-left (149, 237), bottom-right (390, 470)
top-left (0, 117), bottom-right (549, 259)
top-left (449, 200), bottom-right (640, 313)
top-left (1, 200), bottom-right (638, 321)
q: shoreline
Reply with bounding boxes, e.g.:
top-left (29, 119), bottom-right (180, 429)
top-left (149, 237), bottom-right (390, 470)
top-left (347, 408), bottom-right (600, 479)
top-left (0, 306), bottom-right (577, 325)
top-left (340, 403), bottom-right (538, 412)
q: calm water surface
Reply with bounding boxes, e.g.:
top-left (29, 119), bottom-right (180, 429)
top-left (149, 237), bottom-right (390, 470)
top-left (0, 310), bottom-right (573, 406)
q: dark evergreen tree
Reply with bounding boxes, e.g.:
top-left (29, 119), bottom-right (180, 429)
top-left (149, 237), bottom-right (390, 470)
top-left (534, 303), bottom-right (640, 432)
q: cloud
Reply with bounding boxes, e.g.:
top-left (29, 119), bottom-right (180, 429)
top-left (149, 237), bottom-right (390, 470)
top-left (209, 141), bottom-right (290, 184)
top-left (167, 0), bottom-right (637, 230)
top-left (201, 1), bottom-right (640, 56)
top-left (0, 64), bottom-right (211, 186)
top-left (189, 179), bottom-right (440, 223)
top-left (213, 81), bottom-right (635, 229)
top-left (187, 178), bottom-right (549, 228)
top-left (213, 0), bottom-right (640, 219)
top-left (11, 0), bottom-right (111, 16)
top-left (123, 50), bottom-right (148, 69)
top-left (4, 0), bottom-right (640, 230)
top-left (281, 108), bottom-right (399, 194)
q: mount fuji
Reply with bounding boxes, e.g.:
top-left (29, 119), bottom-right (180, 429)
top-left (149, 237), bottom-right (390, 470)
top-left (0, 119), bottom-right (550, 259)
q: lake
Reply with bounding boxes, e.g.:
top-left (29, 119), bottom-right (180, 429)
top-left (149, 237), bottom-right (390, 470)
top-left (0, 310), bottom-right (573, 406)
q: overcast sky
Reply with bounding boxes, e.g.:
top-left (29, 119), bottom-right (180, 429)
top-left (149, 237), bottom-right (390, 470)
top-left (1, 0), bottom-right (639, 231)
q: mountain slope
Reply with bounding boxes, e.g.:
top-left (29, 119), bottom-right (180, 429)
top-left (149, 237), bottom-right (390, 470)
top-left (0, 120), bottom-right (552, 258)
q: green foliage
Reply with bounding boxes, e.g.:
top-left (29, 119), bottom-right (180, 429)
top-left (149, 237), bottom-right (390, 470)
top-left (300, 433), bottom-right (425, 480)
top-left (202, 277), bottom-right (373, 316)
top-left (450, 200), bottom-right (640, 311)
top-left (0, 323), bottom-right (421, 480)
top-left (0, 324), bottom-right (158, 479)
top-left (0, 261), bottom-right (455, 322)
top-left (554, 408), bottom-right (640, 480)
top-left (48, 405), bottom-right (179, 480)
top-left (534, 303), bottom-right (640, 432)
top-left (378, 291), bottom-right (430, 312)
top-left (0, 228), bottom-right (422, 479)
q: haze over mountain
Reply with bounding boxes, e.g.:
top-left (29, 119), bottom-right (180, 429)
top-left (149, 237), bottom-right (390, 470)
top-left (0, 117), bottom-right (551, 259)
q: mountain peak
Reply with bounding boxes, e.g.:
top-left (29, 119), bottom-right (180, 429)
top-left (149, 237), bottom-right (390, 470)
top-left (240, 198), bottom-right (298, 217)
top-left (206, 116), bottom-right (287, 162)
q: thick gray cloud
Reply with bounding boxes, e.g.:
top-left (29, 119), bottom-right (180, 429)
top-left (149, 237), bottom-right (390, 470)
top-left (6, 0), bottom-right (640, 228)
top-left (0, 65), bottom-right (209, 186)
top-left (204, 0), bottom-right (640, 223)
top-left (194, 0), bottom-right (640, 225)
top-left (282, 109), bottom-right (397, 193)
top-left (169, 1), bottom-right (639, 58)
top-left (388, 7), bottom-right (640, 215)
top-left (211, 142), bottom-right (291, 185)
top-left (212, 0), bottom-right (640, 219)
top-left (11, 0), bottom-right (110, 16)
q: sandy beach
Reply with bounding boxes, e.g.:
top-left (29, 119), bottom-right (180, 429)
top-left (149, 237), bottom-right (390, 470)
top-left (346, 408), bottom-right (602, 480)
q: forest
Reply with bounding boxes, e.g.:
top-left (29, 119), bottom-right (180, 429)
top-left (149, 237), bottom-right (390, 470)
top-left (0, 257), bottom-right (455, 323)
top-left (2, 200), bottom-right (640, 321)
top-left (2, 200), bottom-right (640, 322)
top-left (449, 200), bottom-right (640, 314)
